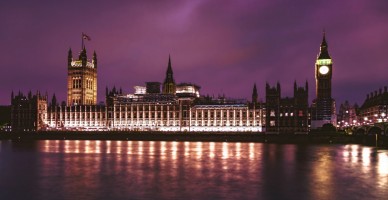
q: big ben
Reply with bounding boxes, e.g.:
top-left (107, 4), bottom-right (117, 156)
top-left (311, 32), bottom-right (336, 128)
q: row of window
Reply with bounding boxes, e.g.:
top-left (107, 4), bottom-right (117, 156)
top-left (114, 105), bottom-right (179, 112)
top-left (112, 121), bottom-right (260, 127)
top-left (71, 79), bottom-right (94, 90)
top-left (49, 113), bottom-right (105, 119)
top-left (109, 111), bottom-right (261, 119)
top-left (269, 110), bottom-right (306, 117)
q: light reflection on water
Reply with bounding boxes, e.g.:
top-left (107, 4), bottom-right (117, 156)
top-left (0, 140), bottom-right (387, 200)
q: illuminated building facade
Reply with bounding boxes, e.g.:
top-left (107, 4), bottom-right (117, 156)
top-left (104, 92), bottom-right (262, 132)
top-left (67, 47), bottom-right (97, 106)
top-left (311, 32), bottom-right (336, 128)
top-left (31, 55), bottom-right (262, 132)
top-left (103, 57), bottom-right (263, 132)
top-left (265, 81), bottom-right (309, 134)
top-left (337, 101), bottom-right (359, 128)
top-left (359, 87), bottom-right (388, 125)
top-left (46, 104), bottom-right (106, 131)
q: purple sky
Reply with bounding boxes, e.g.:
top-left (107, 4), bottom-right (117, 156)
top-left (1, 0), bottom-right (388, 107)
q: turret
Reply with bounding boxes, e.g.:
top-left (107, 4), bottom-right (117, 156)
top-left (68, 48), bottom-right (73, 66)
top-left (294, 81), bottom-right (297, 96)
top-left (93, 51), bottom-right (97, 68)
top-left (252, 83), bottom-right (258, 103)
top-left (305, 80), bottom-right (308, 91)
top-left (51, 93), bottom-right (57, 107)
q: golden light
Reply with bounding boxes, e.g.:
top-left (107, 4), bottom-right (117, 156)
top-left (235, 142), bottom-right (241, 159)
top-left (361, 147), bottom-right (371, 167)
top-left (75, 140), bottom-right (80, 153)
top-left (85, 140), bottom-right (91, 154)
top-left (350, 145), bottom-right (359, 163)
top-left (196, 142), bottom-right (202, 159)
top-left (209, 142), bottom-right (215, 158)
top-left (116, 141), bottom-right (122, 154)
top-left (222, 142), bottom-right (229, 159)
top-left (106, 140), bottom-right (111, 154)
top-left (249, 143), bottom-right (255, 160)
top-left (184, 141), bottom-right (189, 156)
top-left (149, 141), bottom-right (155, 155)
top-left (172, 141), bottom-right (178, 160)
top-left (139, 141), bottom-right (144, 155)
top-left (96, 140), bottom-right (101, 154)
top-left (378, 153), bottom-right (388, 176)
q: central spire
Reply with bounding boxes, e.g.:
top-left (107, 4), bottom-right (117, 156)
top-left (162, 55), bottom-right (176, 94)
top-left (318, 31), bottom-right (331, 59)
top-left (166, 54), bottom-right (173, 79)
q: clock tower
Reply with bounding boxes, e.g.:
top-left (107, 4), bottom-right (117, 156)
top-left (312, 32), bottom-right (336, 128)
top-left (315, 32), bottom-right (332, 99)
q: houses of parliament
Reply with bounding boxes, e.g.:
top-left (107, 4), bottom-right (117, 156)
top-left (9, 33), bottom-right (341, 133)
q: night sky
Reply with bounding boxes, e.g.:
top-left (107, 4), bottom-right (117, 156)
top-left (1, 0), bottom-right (388, 107)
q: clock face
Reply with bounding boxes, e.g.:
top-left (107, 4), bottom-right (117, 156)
top-left (319, 65), bottom-right (329, 75)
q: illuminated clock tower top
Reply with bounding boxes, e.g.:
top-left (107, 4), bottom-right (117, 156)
top-left (315, 31), bottom-right (333, 99)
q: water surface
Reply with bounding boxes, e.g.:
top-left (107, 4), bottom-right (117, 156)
top-left (0, 140), bottom-right (387, 200)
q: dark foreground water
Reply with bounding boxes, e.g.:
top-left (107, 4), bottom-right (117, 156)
top-left (0, 140), bottom-right (387, 200)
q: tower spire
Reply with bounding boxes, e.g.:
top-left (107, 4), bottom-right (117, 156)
top-left (318, 30), bottom-right (331, 59)
top-left (167, 54), bottom-right (173, 75)
top-left (162, 54), bottom-right (176, 94)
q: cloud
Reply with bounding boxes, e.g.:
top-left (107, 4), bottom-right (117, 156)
top-left (1, 0), bottom-right (388, 107)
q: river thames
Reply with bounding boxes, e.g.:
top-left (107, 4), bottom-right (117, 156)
top-left (0, 140), bottom-right (387, 200)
